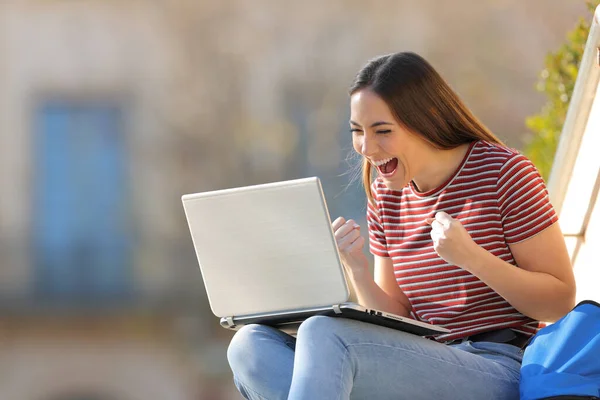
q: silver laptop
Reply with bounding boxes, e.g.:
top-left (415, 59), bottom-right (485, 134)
top-left (181, 177), bottom-right (449, 336)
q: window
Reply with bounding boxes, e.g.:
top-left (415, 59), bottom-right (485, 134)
top-left (32, 101), bottom-right (132, 304)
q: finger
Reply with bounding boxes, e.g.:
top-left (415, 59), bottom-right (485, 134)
top-left (430, 227), bottom-right (441, 242)
top-left (435, 211), bottom-right (452, 228)
top-left (337, 227), bottom-right (361, 248)
top-left (332, 216), bottom-right (346, 231)
top-left (431, 220), bottom-right (444, 232)
top-left (336, 219), bottom-right (360, 238)
top-left (345, 219), bottom-right (360, 228)
top-left (425, 218), bottom-right (435, 225)
top-left (346, 235), bottom-right (365, 253)
top-left (430, 221), bottom-right (444, 242)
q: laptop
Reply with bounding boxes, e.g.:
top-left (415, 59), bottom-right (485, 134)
top-left (181, 177), bottom-right (449, 336)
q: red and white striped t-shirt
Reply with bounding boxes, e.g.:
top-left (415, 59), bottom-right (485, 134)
top-left (367, 140), bottom-right (558, 341)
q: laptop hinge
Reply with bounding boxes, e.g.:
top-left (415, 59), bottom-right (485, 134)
top-left (225, 316), bottom-right (236, 328)
top-left (332, 304), bottom-right (342, 314)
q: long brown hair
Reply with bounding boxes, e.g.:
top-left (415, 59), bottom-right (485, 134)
top-left (349, 52), bottom-right (504, 205)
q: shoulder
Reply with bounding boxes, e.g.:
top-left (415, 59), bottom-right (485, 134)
top-left (470, 141), bottom-right (535, 175)
top-left (471, 140), bottom-right (519, 164)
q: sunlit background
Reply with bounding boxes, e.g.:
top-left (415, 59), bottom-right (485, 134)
top-left (0, 1), bottom-right (591, 399)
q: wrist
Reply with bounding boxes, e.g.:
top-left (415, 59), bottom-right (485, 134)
top-left (462, 244), bottom-right (488, 273)
top-left (343, 261), bottom-right (370, 281)
top-left (465, 246), bottom-right (493, 275)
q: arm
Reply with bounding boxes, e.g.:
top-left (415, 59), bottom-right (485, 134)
top-left (347, 254), bottom-right (411, 317)
top-left (429, 212), bottom-right (576, 322)
top-left (429, 155), bottom-right (576, 322)
top-left (464, 223), bottom-right (576, 322)
top-left (332, 216), bottom-right (410, 317)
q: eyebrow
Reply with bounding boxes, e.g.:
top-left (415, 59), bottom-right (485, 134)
top-left (350, 120), bottom-right (394, 128)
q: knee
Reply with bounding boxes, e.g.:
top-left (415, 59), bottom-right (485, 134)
top-left (227, 324), bottom-right (290, 378)
top-left (295, 316), bottom-right (355, 370)
top-left (228, 324), bottom-right (294, 399)
top-left (297, 315), bottom-right (347, 342)
top-left (227, 324), bottom-right (262, 371)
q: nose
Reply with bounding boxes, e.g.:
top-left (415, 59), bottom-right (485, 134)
top-left (360, 134), bottom-right (378, 157)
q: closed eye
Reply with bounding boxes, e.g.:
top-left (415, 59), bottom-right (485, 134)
top-left (376, 130), bottom-right (391, 134)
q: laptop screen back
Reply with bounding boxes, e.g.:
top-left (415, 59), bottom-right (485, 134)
top-left (182, 177), bottom-right (350, 318)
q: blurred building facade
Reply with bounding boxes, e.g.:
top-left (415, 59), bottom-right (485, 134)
top-left (0, 1), bottom-right (590, 399)
top-left (0, 2), bottom-right (232, 399)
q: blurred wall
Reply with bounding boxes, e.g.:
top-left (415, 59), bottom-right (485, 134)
top-left (0, 1), bottom-right (590, 399)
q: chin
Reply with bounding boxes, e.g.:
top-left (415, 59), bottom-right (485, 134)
top-left (381, 177), bottom-right (407, 191)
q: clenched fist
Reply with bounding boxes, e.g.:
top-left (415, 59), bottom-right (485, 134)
top-left (332, 216), bottom-right (369, 276)
top-left (426, 211), bottom-right (479, 270)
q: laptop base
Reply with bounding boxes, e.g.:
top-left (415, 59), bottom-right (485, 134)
top-left (220, 303), bottom-right (449, 337)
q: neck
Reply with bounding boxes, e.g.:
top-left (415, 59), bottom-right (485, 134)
top-left (411, 143), bottom-right (471, 193)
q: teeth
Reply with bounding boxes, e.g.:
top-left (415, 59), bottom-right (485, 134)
top-left (373, 157), bottom-right (394, 167)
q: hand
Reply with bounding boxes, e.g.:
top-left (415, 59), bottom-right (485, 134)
top-left (425, 211), bottom-right (479, 270)
top-left (332, 217), bottom-right (369, 276)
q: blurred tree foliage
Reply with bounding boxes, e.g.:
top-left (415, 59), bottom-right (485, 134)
top-left (525, 0), bottom-right (600, 181)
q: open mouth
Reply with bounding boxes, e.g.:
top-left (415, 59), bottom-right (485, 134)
top-left (374, 157), bottom-right (398, 177)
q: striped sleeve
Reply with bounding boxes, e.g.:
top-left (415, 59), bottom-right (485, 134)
top-left (496, 154), bottom-right (558, 243)
top-left (367, 183), bottom-right (389, 257)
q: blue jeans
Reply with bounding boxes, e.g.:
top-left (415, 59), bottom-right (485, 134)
top-left (227, 316), bottom-right (522, 400)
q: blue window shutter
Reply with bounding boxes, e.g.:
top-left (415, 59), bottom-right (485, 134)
top-left (33, 102), bottom-right (132, 304)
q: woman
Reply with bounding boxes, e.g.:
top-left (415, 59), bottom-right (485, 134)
top-left (227, 52), bottom-right (576, 400)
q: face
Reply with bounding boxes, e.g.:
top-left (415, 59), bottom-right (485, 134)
top-left (350, 89), bottom-right (424, 191)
